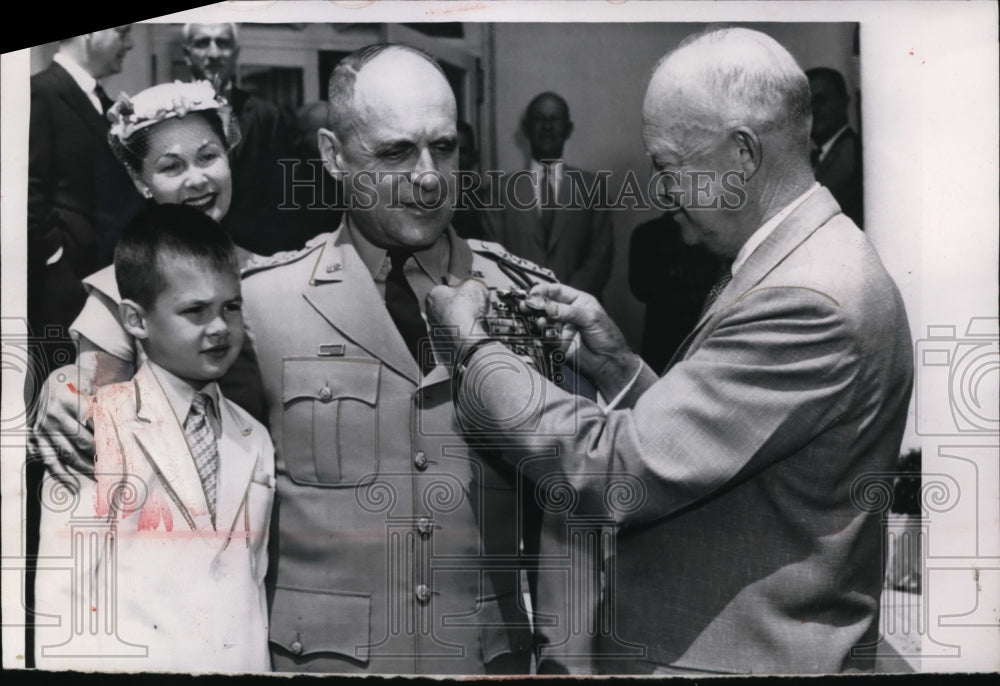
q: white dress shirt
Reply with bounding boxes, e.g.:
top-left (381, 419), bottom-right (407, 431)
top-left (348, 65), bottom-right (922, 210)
top-left (52, 52), bottom-right (103, 115)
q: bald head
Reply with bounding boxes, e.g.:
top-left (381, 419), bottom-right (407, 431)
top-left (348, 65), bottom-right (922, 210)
top-left (641, 28), bottom-right (816, 258)
top-left (327, 44), bottom-right (452, 142)
top-left (644, 28), bottom-right (811, 142)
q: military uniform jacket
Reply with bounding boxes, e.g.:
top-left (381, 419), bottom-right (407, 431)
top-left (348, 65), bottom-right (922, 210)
top-left (240, 224), bottom-right (554, 674)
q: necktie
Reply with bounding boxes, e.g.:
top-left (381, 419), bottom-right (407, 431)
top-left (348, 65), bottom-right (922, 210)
top-left (700, 263), bottom-right (733, 317)
top-left (184, 392), bottom-right (219, 526)
top-left (386, 249), bottom-right (432, 375)
top-left (94, 83), bottom-right (114, 117)
top-left (539, 165), bottom-right (555, 246)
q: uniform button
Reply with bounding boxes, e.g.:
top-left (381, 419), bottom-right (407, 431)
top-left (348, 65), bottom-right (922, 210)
top-left (318, 385), bottom-right (333, 401)
top-left (289, 640), bottom-right (303, 655)
top-left (414, 450), bottom-right (428, 470)
top-left (415, 584), bottom-right (432, 604)
top-left (417, 516), bottom-right (433, 536)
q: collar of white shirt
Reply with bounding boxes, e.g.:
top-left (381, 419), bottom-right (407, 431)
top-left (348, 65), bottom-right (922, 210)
top-left (818, 125), bottom-right (850, 164)
top-left (731, 182), bottom-right (821, 276)
top-left (52, 53), bottom-right (102, 114)
top-left (530, 158), bottom-right (565, 207)
top-left (146, 360), bottom-right (222, 438)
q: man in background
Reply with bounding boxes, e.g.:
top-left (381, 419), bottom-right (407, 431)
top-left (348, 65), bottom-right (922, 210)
top-left (182, 22), bottom-right (294, 253)
top-left (807, 66), bottom-right (863, 228)
top-left (483, 92), bottom-right (614, 299)
top-left (28, 26), bottom-right (144, 349)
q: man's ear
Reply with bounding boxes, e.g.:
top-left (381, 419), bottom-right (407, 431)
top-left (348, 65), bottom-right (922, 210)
top-left (318, 127), bottom-right (346, 177)
top-left (732, 127), bottom-right (763, 181)
top-left (119, 299), bottom-right (150, 340)
top-left (565, 119), bottom-right (575, 141)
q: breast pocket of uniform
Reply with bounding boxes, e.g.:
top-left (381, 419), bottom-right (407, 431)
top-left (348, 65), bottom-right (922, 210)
top-left (281, 358), bottom-right (381, 487)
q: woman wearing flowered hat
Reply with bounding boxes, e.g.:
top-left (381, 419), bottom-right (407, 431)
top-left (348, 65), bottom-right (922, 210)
top-left (70, 81), bottom-right (252, 370)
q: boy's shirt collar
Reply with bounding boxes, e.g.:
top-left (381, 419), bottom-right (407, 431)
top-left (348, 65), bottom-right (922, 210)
top-left (145, 360), bottom-right (222, 439)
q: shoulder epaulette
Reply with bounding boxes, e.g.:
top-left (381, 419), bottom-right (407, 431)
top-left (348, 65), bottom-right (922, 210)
top-left (467, 239), bottom-right (558, 284)
top-left (241, 234), bottom-right (327, 277)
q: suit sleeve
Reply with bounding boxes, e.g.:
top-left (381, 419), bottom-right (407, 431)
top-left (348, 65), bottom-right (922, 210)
top-left (457, 285), bottom-right (861, 526)
top-left (28, 82), bottom-right (62, 262)
top-left (565, 208), bottom-right (613, 297)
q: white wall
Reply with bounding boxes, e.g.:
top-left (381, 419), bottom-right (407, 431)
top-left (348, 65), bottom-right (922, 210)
top-left (492, 22), bottom-right (859, 349)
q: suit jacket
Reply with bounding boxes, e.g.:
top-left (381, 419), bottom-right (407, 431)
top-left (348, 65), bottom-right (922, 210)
top-left (239, 227), bottom-right (556, 674)
top-left (28, 62), bottom-right (144, 337)
top-left (456, 187), bottom-right (914, 674)
top-left (628, 212), bottom-right (724, 372)
top-left (815, 128), bottom-right (863, 229)
top-left (34, 363), bottom-right (275, 672)
top-left (482, 168), bottom-right (614, 297)
top-left (222, 88), bottom-right (295, 255)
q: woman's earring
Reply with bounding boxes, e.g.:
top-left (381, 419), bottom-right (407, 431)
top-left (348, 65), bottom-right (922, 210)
top-left (140, 186), bottom-right (153, 199)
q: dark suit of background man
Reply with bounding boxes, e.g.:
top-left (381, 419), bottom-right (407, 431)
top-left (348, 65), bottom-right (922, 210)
top-left (429, 27), bottom-right (913, 675)
top-left (182, 23), bottom-right (293, 255)
top-left (629, 212), bottom-right (723, 372)
top-left (807, 67), bottom-right (863, 229)
top-left (483, 92), bottom-right (614, 299)
top-left (451, 120), bottom-right (487, 241)
top-left (28, 26), bottom-right (145, 349)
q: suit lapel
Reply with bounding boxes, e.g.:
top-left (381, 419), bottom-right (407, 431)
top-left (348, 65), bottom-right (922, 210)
top-left (668, 187), bottom-right (842, 367)
top-left (214, 399), bottom-right (258, 536)
top-left (303, 232), bottom-right (421, 384)
top-left (50, 63), bottom-right (111, 142)
top-left (545, 170), bottom-right (572, 253)
top-left (128, 365), bottom-right (214, 531)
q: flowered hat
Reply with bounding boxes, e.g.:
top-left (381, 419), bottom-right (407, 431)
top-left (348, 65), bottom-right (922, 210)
top-left (107, 81), bottom-right (241, 172)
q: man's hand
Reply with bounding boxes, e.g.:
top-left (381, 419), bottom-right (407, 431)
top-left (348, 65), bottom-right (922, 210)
top-left (528, 283), bottom-right (640, 399)
top-left (31, 364), bottom-right (96, 489)
top-left (426, 279), bottom-right (491, 357)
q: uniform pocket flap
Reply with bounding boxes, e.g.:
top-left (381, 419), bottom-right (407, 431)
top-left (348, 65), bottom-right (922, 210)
top-left (282, 358), bottom-right (380, 405)
top-left (269, 585), bottom-right (371, 662)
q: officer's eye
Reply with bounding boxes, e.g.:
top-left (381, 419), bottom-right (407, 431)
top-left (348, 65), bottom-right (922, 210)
top-left (432, 140), bottom-right (458, 156)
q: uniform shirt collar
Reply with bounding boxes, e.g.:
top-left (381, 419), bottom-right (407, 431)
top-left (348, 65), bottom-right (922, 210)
top-left (53, 53), bottom-right (101, 113)
top-left (146, 359), bottom-right (222, 433)
top-left (343, 216), bottom-right (452, 287)
top-left (732, 182), bottom-right (820, 275)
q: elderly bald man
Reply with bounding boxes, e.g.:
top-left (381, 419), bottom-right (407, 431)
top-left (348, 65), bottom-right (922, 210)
top-left (429, 27), bottom-right (913, 675)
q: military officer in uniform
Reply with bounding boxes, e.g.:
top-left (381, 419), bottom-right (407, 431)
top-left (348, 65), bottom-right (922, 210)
top-left (32, 42), bottom-right (594, 675)
top-left (242, 43), bottom-right (549, 674)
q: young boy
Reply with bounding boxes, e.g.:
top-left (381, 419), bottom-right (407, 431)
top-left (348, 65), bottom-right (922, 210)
top-left (34, 204), bottom-right (274, 672)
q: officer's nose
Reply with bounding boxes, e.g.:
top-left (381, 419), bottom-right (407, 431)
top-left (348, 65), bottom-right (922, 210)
top-left (412, 148), bottom-right (442, 193)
